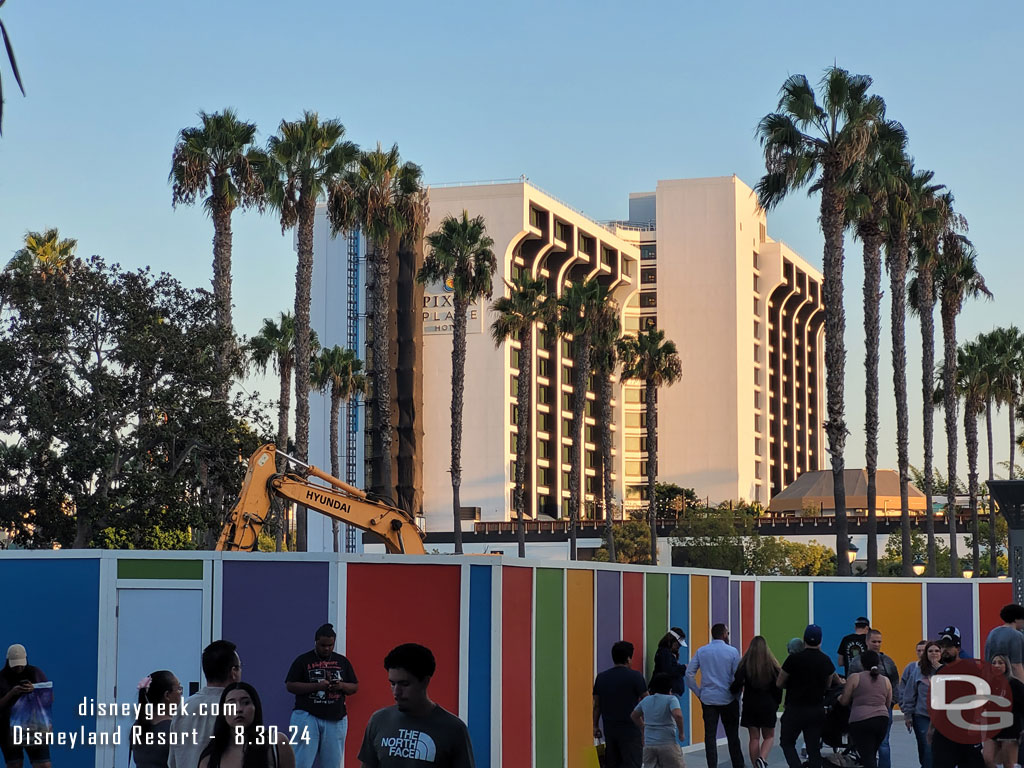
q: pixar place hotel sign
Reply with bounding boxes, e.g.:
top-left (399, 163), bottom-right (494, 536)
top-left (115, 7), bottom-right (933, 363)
top-left (423, 277), bottom-right (485, 335)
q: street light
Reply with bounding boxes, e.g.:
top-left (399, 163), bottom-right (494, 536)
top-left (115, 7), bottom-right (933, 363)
top-left (912, 556), bottom-right (926, 577)
top-left (847, 542), bottom-right (859, 565)
top-left (963, 567), bottom-right (974, 579)
top-left (999, 570), bottom-right (1008, 579)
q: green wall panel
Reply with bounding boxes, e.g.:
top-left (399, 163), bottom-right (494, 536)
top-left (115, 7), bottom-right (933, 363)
top-left (644, 572), bottom-right (668, 677)
top-left (117, 559), bottom-right (204, 580)
top-left (759, 581), bottom-right (809, 662)
top-left (535, 568), bottom-right (565, 767)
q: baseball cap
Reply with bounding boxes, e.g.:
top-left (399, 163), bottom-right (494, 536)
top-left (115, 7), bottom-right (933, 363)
top-left (854, 616), bottom-right (870, 628)
top-left (803, 624), bottom-right (823, 645)
top-left (668, 628), bottom-right (688, 648)
top-left (939, 625), bottom-right (962, 646)
top-left (6, 644), bottom-right (27, 667)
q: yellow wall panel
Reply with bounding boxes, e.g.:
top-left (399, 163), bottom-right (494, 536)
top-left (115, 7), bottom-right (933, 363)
top-left (567, 569), bottom-right (598, 768)
top-left (690, 574), bottom-right (710, 744)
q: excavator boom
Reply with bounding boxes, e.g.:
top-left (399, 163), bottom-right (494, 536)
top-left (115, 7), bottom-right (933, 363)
top-left (216, 444), bottom-right (426, 555)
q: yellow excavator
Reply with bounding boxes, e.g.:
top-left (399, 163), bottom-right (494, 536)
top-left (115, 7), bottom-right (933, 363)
top-left (216, 444), bottom-right (426, 554)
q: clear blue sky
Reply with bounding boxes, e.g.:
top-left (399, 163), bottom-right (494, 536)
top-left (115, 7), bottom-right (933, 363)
top-left (2, 0), bottom-right (1021, 487)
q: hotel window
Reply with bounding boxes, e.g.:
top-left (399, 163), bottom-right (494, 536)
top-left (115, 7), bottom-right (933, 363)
top-left (753, 251), bottom-right (759, 270)
top-left (530, 207), bottom-right (546, 230)
top-left (510, 433), bottom-right (518, 454)
top-left (510, 375), bottom-right (519, 397)
top-left (563, 417), bottom-right (573, 436)
top-left (585, 399), bottom-right (596, 418)
top-left (561, 339), bottom-right (573, 358)
top-left (755, 461), bottom-right (763, 480)
top-left (754, 298), bottom-right (760, 314)
top-left (622, 260), bottom-right (632, 277)
top-left (626, 436), bottom-right (649, 452)
top-left (760, 223), bottom-right (766, 243)
top-left (640, 244), bottom-right (657, 261)
top-left (586, 475), bottom-right (600, 495)
top-left (755, 414), bottom-right (761, 433)
top-left (538, 466), bottom-right (552, 489)
top-left (511, 348), bottom-right (520, 370)
top-left (586, 450), bottom-right (599, 470)
top-left (538, 440), bottom-right (551, 460)
top-left (755, 437), bottom-right (762, 455)
top-left (754, 320), bottom-right (760, 338)
top-left (602, 247), bottom-right (615, 267)
top-left (642, 316), bottom-right (657, 331)
top-left (626, 461), bottom-right (644, 476)
top-left (562, 471), bottom-right (572, 489)
top-left (538, 356), bottom-right (551, 378)
top-left (538, 385), bottom-right (551, 406)
top-left (625, 315), bottom-right (641, 332)
top-left (578, 234), bottom-right (594, 255)
top-left (562, 366), bottom-right (574, 386)
top-left (555, 220), bottom-right (571, 243)
top-left (640, 292), bottom-right (657, 308)
top-left (562, 392), bottom-right (573, 411)
top-left (753, 274), bottom-right (760, 293)
top-left (754, 391), bottom-right (761, 410)
top-left (538, 411), bottom-right (552, 433)
top-left (641, 267), bottom-right (657, 284)
top-left (585, 425), bottom-right (598, 443)
top-left (754, 343), bottom-right (760, 363)
top-left (510, 404), bottom-right (519, 425)
top-left (562, 445), bottom-right (572, 464)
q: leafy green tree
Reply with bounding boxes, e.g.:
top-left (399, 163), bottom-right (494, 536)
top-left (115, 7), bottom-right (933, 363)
top-left (746, 536), bottom-right (836, 576)
top-left (592, 512), bottom-right (651, 564)
top-left (6, 229), bottom-right (79, 281)
top-left (312, 346), bottom-right (366, 552)
top-left (880, 531), bottom-right (951, 577)
top-left (0, 254), bottom-right (271, 548)
top-left (490, 274), bottom-right (557, 557)
top-left (262, 112), bottom-right (359, 549)
top-left (756, 67), bottom-right (885, 575)
top-left (655, 483), bottom-right (699, 513)
top-left (0, 0), bottom-right (25, 135)
top-left (170, 109), bottom-right (265, 397)
top-left (618, 328), bottom-right (682, 566)
top-left (671, 512), bottom-right (750, 572)
top-left (418, 211), bottom-right (497, 553)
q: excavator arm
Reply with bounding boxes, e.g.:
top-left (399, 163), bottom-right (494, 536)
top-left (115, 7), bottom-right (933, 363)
top-left (216, 444), bottom-right (426, 555)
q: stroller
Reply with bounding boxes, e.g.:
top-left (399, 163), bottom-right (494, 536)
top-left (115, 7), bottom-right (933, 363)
top-left (805, 682), bottom-right (862, 768)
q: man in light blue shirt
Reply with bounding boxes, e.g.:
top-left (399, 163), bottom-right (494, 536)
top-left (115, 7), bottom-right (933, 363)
top-left (686, 623), bottom-right (743, 768)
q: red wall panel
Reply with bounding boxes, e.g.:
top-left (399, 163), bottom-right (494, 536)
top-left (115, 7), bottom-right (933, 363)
top-left (741, 581), bottom-right (755, 649)
top-left (502, 566), bottom-right (533, 767)
top-left (622, 572), bottom-right (645, 668)
top-left (345, 563), bottom-right (462, 765)
top-left (980, 581), bottom-right (1013, 657)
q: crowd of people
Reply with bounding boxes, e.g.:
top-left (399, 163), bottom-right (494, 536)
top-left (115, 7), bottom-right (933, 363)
top-left (0, 628), bottom-right (475, 768)
top-left (593, 605), bottom-right (1024, 768)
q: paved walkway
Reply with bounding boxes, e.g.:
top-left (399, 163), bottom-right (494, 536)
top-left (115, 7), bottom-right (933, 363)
top-left (693, 712), bottom-right (922, 767)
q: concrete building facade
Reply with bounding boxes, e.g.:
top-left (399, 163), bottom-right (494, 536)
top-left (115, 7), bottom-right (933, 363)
top-left (618, 176), bottom-right (824, 506)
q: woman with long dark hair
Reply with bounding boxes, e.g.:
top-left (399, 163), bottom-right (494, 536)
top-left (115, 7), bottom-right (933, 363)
top-left (198, 683), bottom-right (295, 768)
top-left (652, 628), bottom-right (687, 696)
top-left (839, 650), bottom-right (892, 768)
top-left (131, 670), bottom-right (182, 768)
top-left (902, 640), bottom-right (941, 768)
top-left (730, 635), bottom-right (781, 768)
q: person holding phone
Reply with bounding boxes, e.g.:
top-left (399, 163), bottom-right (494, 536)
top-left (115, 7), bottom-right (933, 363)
top-left (0, 644), bottom-right (52, 768)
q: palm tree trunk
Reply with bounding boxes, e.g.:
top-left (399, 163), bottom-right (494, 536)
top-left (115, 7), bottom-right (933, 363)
top-left (330, 389), bottom-right (342, 554)
top-left (966, 397), bottom-right (980, 575)
top-left (275, 361), bottom-right (292, 551)
top-left (646, 380), bottom-right (659, 566)
top-left (986, 398), bottom-right (995, 482)
top-left (568, 332), bottom-right (594, 561)
top-left (889, 232), bottom-right (913, 577)
top-left (1011, 393), bottom-right (1019, 478)
top-left (211, 197), bottom-right (234, 402)
top-left (987, 396), bottom-right (997, 576)
top-left (941, 296), bottom-right (961, 576)
top-left (450, 295), bottom-right (469, 554)
top-left (919, 267), bottom-right (937, 575)
top-left (515, 328), bottom-right (533, 558)
top-left (292, 197), bottom-right (316, 551)
top-left (820, 183), bottom-right (850, 575)
top-left (863, 233), bottom-right (882, 576)
top-left (370, 238), bottom-right (394, 503)
top-left (599, 371), bottom-right (616, 562)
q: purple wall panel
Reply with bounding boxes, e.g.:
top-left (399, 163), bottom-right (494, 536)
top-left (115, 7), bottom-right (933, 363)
top-left (596, 570), bottom-right (621, 671)
top-left (926, 581), bottom-right (975, 657)
top-left (712, 576), bottom-right (729, 627)
top-left (730, 581), bottom-right (742, 650)
top-left (221, 560), bottom-right (330, 729)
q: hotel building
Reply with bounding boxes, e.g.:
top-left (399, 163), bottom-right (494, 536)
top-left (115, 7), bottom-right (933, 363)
top-left (616, 176), bottom-right (824, 505)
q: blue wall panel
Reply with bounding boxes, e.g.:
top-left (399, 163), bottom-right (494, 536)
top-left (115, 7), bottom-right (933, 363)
top-left (0, 558), bottom-right (100, 768)
top-left (467, 565), bottom-right (492, 768)
top-left (669, 574), bottom-right (690, 747)
top-left (812, 581), bottom-right (868, 663)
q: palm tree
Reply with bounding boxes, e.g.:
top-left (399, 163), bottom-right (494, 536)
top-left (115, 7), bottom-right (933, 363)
top-left (618, 328), bottom-right (682, 566)
top-left (263, 111), bottom-right (359, 550)
top-left (312, 346), bottom-right (367, 553)
top-left (950, 340), bottom-right (988, 575)
top-left (991, 326), bottom-right (1024, 479)
top-left (848, 120), bottom-right (907, 576)
top-left (418, 211), bottom-right (497, 554)
top-left (558, 279), bottom-right (608, 560)
top-left (0, 0), bottom-right (25, 135)
top-left (887, 164), bottom-right (942, 577)
top-left (328, 143), bottom-right (421, 507)
top-left (910, 190), bottom-right (962, 575)
top-left (170, 109), bottom-right (265, 397)
top-left (6, 228), bottom-right (77, 279)
top-left (592, 298), bottom-right (621, 562)
top-left (490, 274), bottom-right (557, 557)
top-left (936, 233), bottom-right (991, 576)
top-left (756, 67), bottom-right (885, 575)
top-left (977, 330), bottom-right (1001, 576)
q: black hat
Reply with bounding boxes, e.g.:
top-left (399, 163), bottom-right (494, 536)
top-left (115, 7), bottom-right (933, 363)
top-left (939, 625), bottom-right (962, 646)
top-left (854, 617), bottom-right (870, 628)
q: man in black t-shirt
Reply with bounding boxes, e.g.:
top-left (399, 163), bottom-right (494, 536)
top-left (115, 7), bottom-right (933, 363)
top-left (358, 643), bottom-right (474, 767)
top-left (593, 641), bottom-right (648, 768)
top-left (286, 623), bottom-right (359, 768)
top-left (836, 616), bottom-right (870, 677)
top-left (778, 624), bottom-right (841, 768)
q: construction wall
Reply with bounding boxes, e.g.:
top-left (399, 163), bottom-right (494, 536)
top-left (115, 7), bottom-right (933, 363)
top-left (0, 551), bottom-right (1009, 768)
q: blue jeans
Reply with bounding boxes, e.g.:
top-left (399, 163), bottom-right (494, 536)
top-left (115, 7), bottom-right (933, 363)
top-left (290, 710), bottom-right (347, 768)
top-left (912, 714), bottom-right (932, 768)
top-left (877, 706), bottom-right (893, 768)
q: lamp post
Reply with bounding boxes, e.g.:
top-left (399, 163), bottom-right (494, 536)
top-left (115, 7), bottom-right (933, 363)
top-left (913, 556), bottom-right (926, 577)
top-left (989, 481), bottom-right (1024, 604)
top-left (847, 541), bottom-right (859, 570)
top-left (963, 566), bottom-right (974, 580)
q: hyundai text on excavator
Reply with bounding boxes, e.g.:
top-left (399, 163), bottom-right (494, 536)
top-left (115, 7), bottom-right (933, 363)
top-left (216, 444), bottom-right (426, 554)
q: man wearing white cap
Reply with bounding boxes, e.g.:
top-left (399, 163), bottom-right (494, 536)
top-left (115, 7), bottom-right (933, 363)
top-left (0, 644), bottom-right (52, 768)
